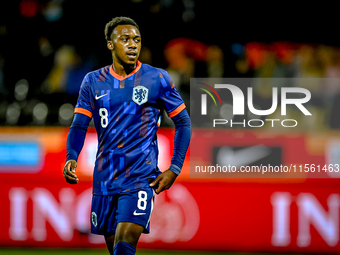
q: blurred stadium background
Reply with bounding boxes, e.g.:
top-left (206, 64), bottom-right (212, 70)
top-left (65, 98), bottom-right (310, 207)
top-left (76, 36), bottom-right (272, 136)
top-left (0, 0), bottom-right (340, 254)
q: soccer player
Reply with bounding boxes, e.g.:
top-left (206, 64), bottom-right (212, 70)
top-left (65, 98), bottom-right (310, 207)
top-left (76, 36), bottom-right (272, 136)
top-left (62, 17), bottom-right (191, 255)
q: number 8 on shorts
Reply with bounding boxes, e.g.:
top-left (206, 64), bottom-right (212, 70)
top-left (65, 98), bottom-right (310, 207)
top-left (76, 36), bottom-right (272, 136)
top-left (137, 191), bottom-right (147, 210)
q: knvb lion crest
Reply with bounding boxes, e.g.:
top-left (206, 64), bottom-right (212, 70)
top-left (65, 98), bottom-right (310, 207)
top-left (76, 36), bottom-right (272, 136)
top-left (133, 86), bottom-right (148, 105)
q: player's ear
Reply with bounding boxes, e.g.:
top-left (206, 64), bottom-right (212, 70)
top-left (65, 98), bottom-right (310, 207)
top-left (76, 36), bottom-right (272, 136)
top-left (107, 41), bottom-right (114, 50)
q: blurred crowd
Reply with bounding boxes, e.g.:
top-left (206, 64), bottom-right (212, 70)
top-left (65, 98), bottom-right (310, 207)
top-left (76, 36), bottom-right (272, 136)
top-left (0, 0), bottom-right (339, 130)
top-left (231, 42), bottom-right (340, 130)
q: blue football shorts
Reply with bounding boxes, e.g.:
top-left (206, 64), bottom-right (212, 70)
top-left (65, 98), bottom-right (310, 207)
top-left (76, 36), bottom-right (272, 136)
top-left (90, 187), bottom-right (155, 236)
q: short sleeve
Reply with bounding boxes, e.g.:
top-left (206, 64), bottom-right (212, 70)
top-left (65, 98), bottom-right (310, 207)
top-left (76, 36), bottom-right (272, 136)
top-left (74, 74), bottom-right (93, 118)
top-left (158, 70), bottom-right (186, 118)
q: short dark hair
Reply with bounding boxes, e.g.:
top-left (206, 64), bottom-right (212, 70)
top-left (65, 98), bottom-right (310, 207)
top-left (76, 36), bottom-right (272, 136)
top-left (104, 16), bottom-right (140, 41)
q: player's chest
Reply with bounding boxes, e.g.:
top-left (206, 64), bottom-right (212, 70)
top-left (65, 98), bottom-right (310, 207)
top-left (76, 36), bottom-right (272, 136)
top-left (92, 79), bottom-right (157, 108)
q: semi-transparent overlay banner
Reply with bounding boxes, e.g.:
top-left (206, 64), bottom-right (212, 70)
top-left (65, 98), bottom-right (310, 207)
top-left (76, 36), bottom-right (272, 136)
top-left (189, 78), bottom-right (340, 178)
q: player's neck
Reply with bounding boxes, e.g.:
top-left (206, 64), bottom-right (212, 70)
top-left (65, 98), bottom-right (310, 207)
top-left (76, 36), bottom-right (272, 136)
top-left (112, 61), bottom-right (137, 78)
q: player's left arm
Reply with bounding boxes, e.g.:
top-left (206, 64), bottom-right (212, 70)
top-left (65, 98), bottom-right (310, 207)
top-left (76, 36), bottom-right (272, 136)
top-left (150, 70), bottom-right (191, 194)
top-left (150, 109), bottom-right (191, 194)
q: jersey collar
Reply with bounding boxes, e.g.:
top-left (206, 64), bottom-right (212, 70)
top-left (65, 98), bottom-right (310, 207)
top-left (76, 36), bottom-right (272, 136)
top-left (109, 60), bottom-right (142, 81)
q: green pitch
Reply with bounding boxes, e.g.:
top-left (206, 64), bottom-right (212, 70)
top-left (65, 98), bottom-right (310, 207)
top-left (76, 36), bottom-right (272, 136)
top-left (0, 248), bottom-right (301, 255)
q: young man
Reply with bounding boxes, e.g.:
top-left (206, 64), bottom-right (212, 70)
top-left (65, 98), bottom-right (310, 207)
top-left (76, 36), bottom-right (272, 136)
top-left (62, 17), bottom-right (191, 255)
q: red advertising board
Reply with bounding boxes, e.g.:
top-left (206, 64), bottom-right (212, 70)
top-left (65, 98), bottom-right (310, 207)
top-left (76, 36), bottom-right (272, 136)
top-left (3, 180), bottom-right (340, 253)
top-left (1, 127), bottom-right (340, 253)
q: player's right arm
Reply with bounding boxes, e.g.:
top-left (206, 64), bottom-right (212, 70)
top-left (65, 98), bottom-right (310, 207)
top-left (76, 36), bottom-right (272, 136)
top-left (63, 113), bottom-right (91, 184)
top-left (63, 74), bottom-right (93, 184)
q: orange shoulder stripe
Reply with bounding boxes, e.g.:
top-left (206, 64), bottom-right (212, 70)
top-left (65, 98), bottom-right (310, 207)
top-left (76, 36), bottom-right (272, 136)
top-left (168, 103), bottom-right (186, 118)
top-left (74, 108), bottom-right (93, 118)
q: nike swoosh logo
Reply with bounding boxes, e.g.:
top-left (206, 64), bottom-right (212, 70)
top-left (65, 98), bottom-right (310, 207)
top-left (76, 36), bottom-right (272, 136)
top-left (95, 94), bottom-right (108, 100)
top-left (133, 210), bottom-right (146, 216)
top-left (216, 145), bottom-right (271, 168)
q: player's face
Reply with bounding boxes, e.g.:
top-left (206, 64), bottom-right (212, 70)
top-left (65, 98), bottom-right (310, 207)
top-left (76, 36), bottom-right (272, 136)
top-left (109, 25), bottom-right (141, 66)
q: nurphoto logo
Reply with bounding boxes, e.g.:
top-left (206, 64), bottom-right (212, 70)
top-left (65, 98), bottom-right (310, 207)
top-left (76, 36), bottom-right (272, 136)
top-left (192, 78), bottom-right (312, 128)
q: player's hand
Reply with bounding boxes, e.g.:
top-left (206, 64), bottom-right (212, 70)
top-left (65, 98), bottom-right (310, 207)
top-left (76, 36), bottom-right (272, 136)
top-left (149, 170), bottom-right (177, 194)
top-left (63, 159), bottom-right (79, 184)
